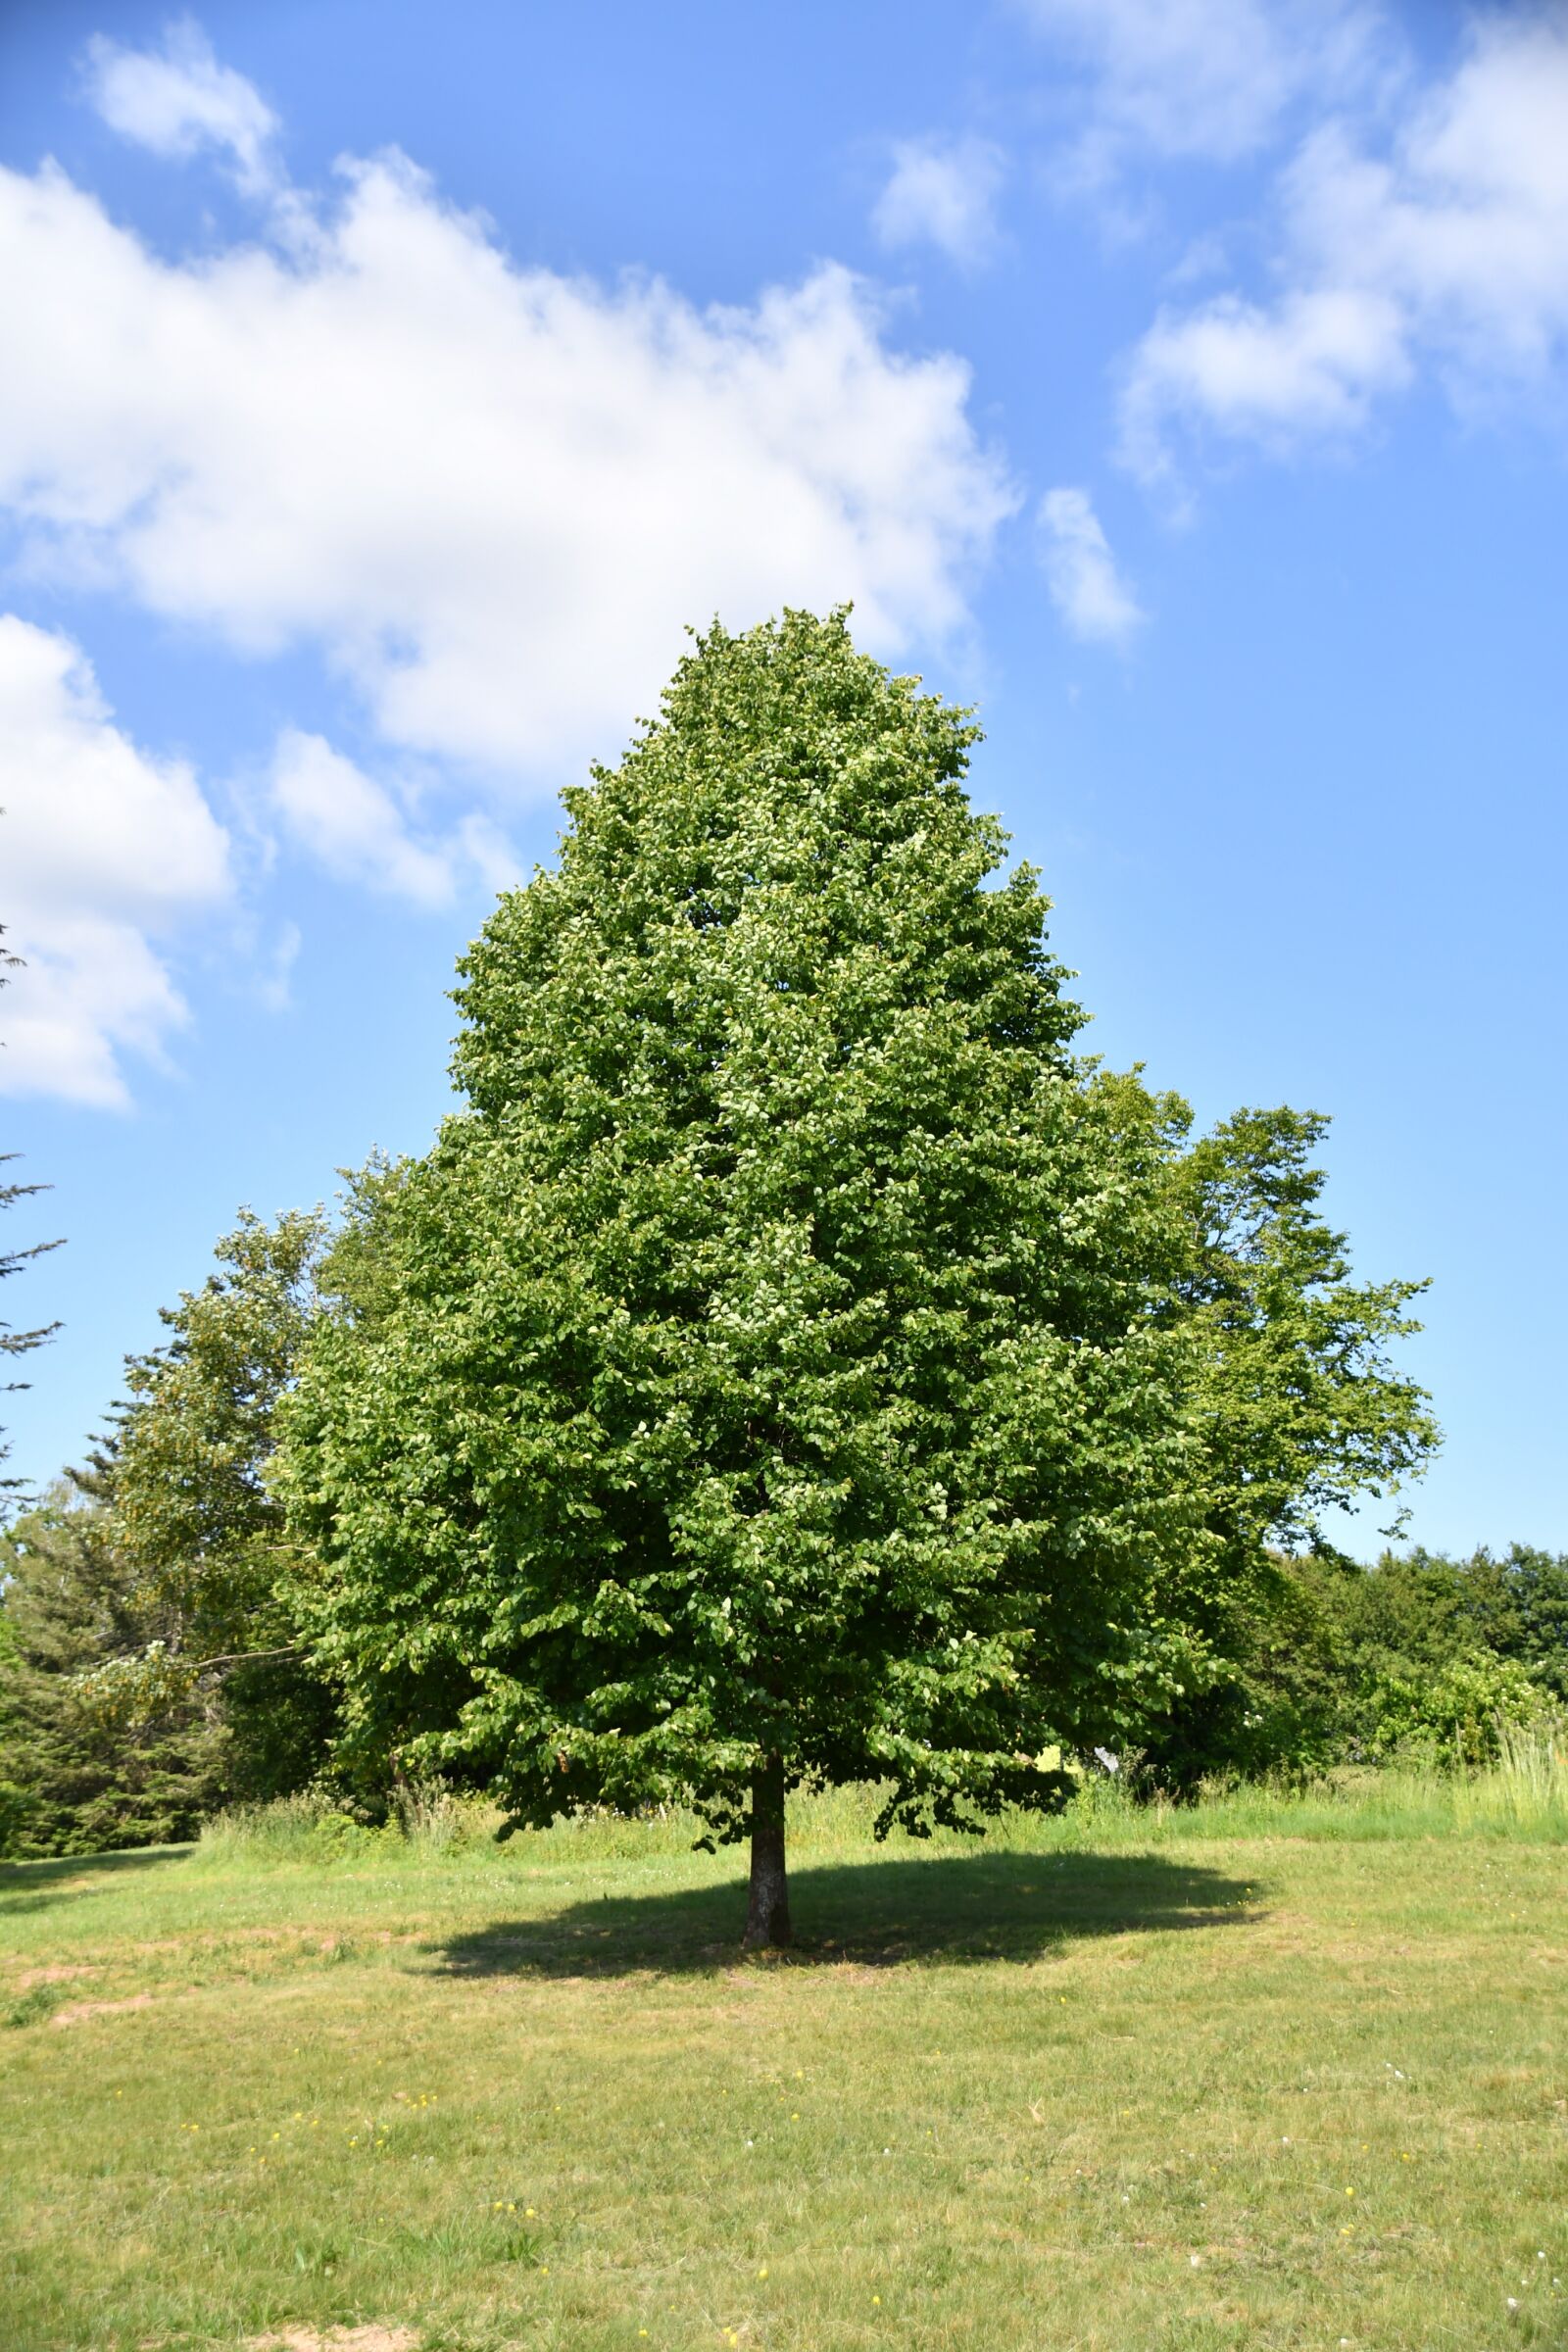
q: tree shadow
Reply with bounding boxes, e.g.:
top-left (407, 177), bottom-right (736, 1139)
top-left (434, 1848), bottom-right (1256, 1981)
top-left (0, 1843), bottom-right (193, 1917)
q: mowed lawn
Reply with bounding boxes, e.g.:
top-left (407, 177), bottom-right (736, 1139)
top-left (2, 1788), bottom-right (1564, 2352)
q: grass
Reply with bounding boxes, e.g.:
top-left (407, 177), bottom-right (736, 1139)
top-left (1, 1760), bottom-right (1565, 2352)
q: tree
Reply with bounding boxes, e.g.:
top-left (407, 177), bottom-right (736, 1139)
top-left (1391, 1543), bottom-right (1568, 1704)
top-left (73, 1208), bottom-right (336, 1795)
top-left (1, 915), bottom-right (63, 1519)
top-left (278, 611), bottom-right (1217, 1945)
top-left (1173, 1106), bottom-right (1437, 1557)
top-left (0, 1207), bottom-right (343, 1858)
top-left (0, 1157), bottom-right (60, 1515)
top-left (1137, 1106), bottom-right (1440, 1785)
top-left (0, 1485), bottom-right (228, 1858)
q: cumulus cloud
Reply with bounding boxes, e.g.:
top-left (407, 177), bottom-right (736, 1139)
top-left (270, 731), bottom-right (459, 906)
top-left (1121, 286), bottom-right (1409, 473)
top-left (1120, 12), bottom-right (1568, 477)
top-left (0, 60), bottom-right (1014, 793)
top-left (269, 729), bottom-right (518, 905)
top-left (1038, 488), bottom-right (1144, 646)
top-left (81, 16), bottom-right (279, 193)
top-left (872, 136), bottom-right (1005, 265)
top-left (1022, 0), bottom-right (1389, 184)
top-left (0, 616), bottom-right (230, 1106)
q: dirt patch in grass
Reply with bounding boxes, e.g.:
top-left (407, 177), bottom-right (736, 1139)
top-left (49, 1992), bottom-right (155, 2029)
top-left (15, 1964), bottom-right (99, 1989)
top-left (250, 2329), bottom-right (417, 2352)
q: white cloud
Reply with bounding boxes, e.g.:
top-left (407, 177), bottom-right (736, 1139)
top-left (0, 616), bottom-right (230, 1106)
top-left (1038, 488), bottom-right (1144, 645)
top-left (0, 67), bottom-right (1015, 793)
top-left (1023, 0), bottom-right (1390, 177)
top-left (81, 17), bottom-right (279, 194)
top-left (1121, 285), bottom-right (1409, 474)
top-left (872, 136), bottom-right (1005, 265)
top-left (451, 812), bottom-right (523, 898)
top-left (269, 729), bottom-right (518, 906)
top-left (1120, 13), bottom-right (1568, 476)
top-left (270, 730), bottom-right (457, 906)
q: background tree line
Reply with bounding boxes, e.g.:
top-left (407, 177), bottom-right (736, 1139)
top-left (5, 1471), bottom-right (1561, 1858)
top-left (2, 614), bottom-right (1561, 1886)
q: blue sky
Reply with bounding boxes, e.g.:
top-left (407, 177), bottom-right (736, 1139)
top-left (1, 0), bottom-right (1564, 1553)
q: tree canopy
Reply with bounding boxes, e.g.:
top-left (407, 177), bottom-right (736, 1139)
top-left (278, 611), bottom-right (1222, 1940)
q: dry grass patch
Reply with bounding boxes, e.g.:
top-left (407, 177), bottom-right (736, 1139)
top-left (250, 2329), bottom-right (417, 2352)
top-left (49, 1991), bottom-right (157, 2029)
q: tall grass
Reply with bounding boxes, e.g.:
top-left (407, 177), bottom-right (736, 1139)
top-left (196, 1730), bottom-right (1568, 1869)
top-left (195, 1780), bottom-right (912, 1867)
top-left (1453, 1716), bottom-right (1568, 1833)
top-left (195, 1786), bottom-right (509, 1865)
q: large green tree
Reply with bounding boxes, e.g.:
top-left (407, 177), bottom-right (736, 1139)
top-left (278, 611), bottom-right (1217, 1943)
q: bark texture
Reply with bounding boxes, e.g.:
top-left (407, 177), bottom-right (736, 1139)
top-left (742, 1753), bottom-right (792, 1948)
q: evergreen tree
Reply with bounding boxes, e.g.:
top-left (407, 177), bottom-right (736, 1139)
top-left (69, 1210), bottom-right (337, 1801)
top-left (1, 915), bottom-right (62, 1519)
top-left (0, 1485), bottom-right (227, 1857)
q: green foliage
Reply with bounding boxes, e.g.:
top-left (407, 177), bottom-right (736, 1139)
top-left (1133, 1550), bottom-right (1358, 1787)
top-left (1340, 1544), bottom-right (1568, 1763)
top-left (0, 1488), bottom-right (227, 1857)
top-left (106, 1206), bottom-right (325, 1633)
top-left (1149, 1543), bottom-right (1568, 1787)
top-left (1171, 1105), bottom-right (1438, 1559)
top-left (0, 1214), bottom-right (342, 1855)
top-left (1136, 1104), bottom-right (1440, 1788)
top-left (78, 1206), bottom-right (338, 1796)
top-left (1360, 1651), bottom-right (1549, 1766)
top-left (1369, 1542), bottom-right (1568, 1701)
top-left (278, 610), bottom-right (1219, 1849)
top-left (1, 1152), bottom-right (62, 1512)
top-left (11, 622), bottom-right (1450, 1858)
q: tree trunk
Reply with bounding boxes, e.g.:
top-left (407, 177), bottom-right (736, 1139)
top-left (743, 1752), bottom-right (792, 1948)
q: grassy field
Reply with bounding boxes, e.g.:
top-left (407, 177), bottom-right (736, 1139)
top-left (2, 1772), bottom-right (1565, 2352)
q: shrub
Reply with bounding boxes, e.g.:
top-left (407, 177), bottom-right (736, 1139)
top-left (1361, 1653), bottom-right (1550, 1766)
